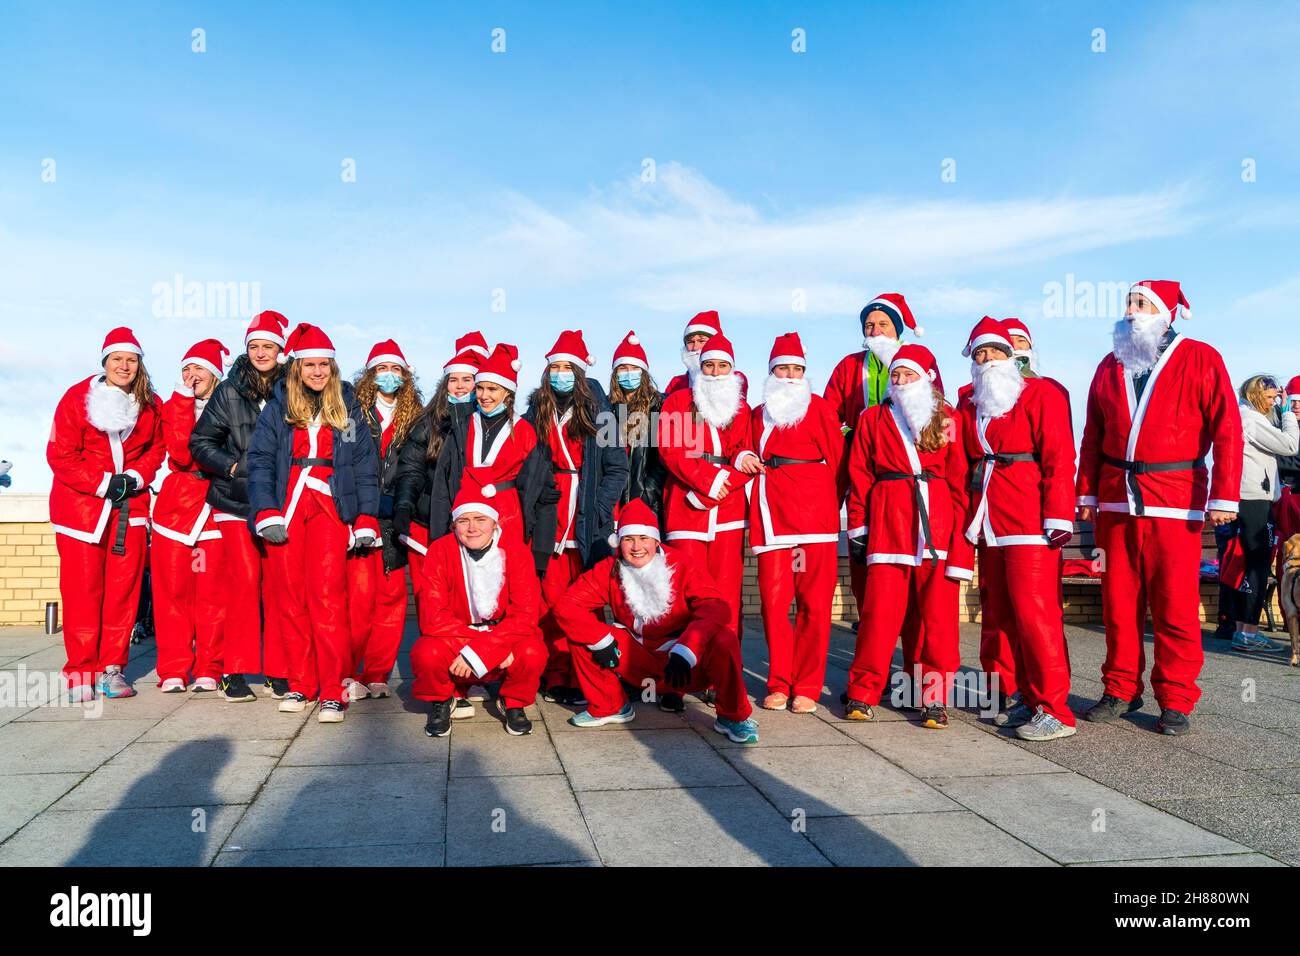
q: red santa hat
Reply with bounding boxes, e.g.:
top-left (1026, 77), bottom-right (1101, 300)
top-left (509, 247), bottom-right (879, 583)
top-left (612, 330), bottom-right (649, 372)
top-left (699, 333), bottom-right (735, 366)
top-left (450, 484), bottom-right (500, 524)
top-left (862, 292), bottom-right (923, 337)
top-left (366, 339), bottom-right (411, 371)
top-left (768, 332), bottom-right (807, 371)
top-left (1130, 280), bottom-right (1192, 321)
top-left (475, 343), bottom-right (521, 392)
top-left (443, 349), bottom-right (482, 376)
top-left (101, 327), bottom-right (143, 360)
top-left (1286, 376), bottom-right (1300, 398)
top-left (245, 310), bottom-right (289, 348)
top-left (1002, 317), bottom-right (1032, 345)
top-left (889, 343), bottom-right (941, 384)
top-left (961, 317), bottom-right (1014, 357)
top-left (181, 338), bottom-right (231, 379)
top-left (278, 323), bottom-right (336, 364)
top-left (616, 498), bottom-right (661, 542)
top-left (683, 310), bottom-right (723, 341)
top-left (454, 331), bottom-right (490, 359)
top-left (546, 330), bottom-right (595, 368)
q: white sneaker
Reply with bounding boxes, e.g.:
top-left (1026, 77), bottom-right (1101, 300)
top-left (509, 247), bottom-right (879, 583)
top-left (1015, 706), bottom-right (1078, 741)
top-left (188, 677), bottom-right (219, 692)
top-left (342, 678), bottom-right (370, 702)
top-left (467, 684), bottom-right (490, 702)
top-left (278, 692), bottom-right (308, 713)
top-left (67, 684), bottom-right (95, 703)
top-left (318, 700), bottom-right (346, 723)
top-left (159, 678), bottom-right (187, 693)
top-left (366, 682), bottom-right (391, 699)
top-left (451, 698), bottom-right (475, 720)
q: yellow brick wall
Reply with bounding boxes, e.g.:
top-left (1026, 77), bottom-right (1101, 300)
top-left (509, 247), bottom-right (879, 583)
top-left (0, 522), bottom-right (61, 627)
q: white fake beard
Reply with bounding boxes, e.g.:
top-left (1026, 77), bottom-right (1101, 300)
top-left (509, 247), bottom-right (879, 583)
top-left (680, 348), bottom-right (702, 381)
top-left (863, 334), bottom-right (902, 366)
top-left (617, 549), bottom-right (675, 626)
top-left (1112, 312), bottom-right (1170, 376)
top-left (692, 370), bottom-right (742, 428)
top-left (971, 358), bottom-right (1025, 419)
top-left (86, 377), bottom-right (140, 432)
top-left (465, 543), bottom-right (506, 620)
top-left (888, 378), bottom-right (937, 440)
top-left (762, 373), bottom-right (813, 428)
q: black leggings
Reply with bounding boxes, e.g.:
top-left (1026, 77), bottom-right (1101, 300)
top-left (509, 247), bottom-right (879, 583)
top-left (1237, 499), bottom-right (1274, 625)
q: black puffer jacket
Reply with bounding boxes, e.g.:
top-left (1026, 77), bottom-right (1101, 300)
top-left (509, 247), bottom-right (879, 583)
top-left (611, 395), bottom-right (667, 520)
top-left (190, 355), bottom-right (285, 516)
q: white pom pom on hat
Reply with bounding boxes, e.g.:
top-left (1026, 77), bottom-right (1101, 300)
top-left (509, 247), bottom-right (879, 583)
top-left (510, 359), bottom-right (521, 371)
top-left (627, 335), bottom-right (639, 345)
top-left (606, 532), bottom-right (618, 548)
top-left (482, 484), bottom-right (497, 498)
top-left (913, 325), bottom-right (925, 337)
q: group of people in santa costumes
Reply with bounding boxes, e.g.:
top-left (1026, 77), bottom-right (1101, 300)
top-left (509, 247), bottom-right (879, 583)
top-left (46, 276), bottom-right (1241, 740)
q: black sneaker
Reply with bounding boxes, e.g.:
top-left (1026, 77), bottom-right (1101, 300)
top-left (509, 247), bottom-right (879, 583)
top-left (263, 677), bottom-right (290, 699)
top-left (921, 704), bottom-right (949, 729)
top-left (557, 686), bottom-right (588, 707)
top-left (318, 699), bottom-right (345, 723)
top-left (541, 684), bottom-right (562, 703)
top-left (425, 698), bottom-right (453, 738)
top-left (658, 692), bottom-right (685, 713)
top-left (1157, 708), bottom-right (1191, 736)
top-left (698, 688), bottom-right (717, 708)
top-left (844, 699), bottom-right (874, 721)
top-left (504, 708), bottom-right (533, 736)
top-left (1084, 694), bottom-right (1143, 723)
top-left (219, 673), bottom-right (257, 702)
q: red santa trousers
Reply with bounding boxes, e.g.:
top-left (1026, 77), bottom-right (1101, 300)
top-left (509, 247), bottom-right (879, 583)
top-left (540, 549), bottom-right (586, 687)
top-left (569, 625), bottom-right (753, 722)
top-left (410, 634), bottom-right (546, 709)
top-left (1096, 512), bottom-right (1204, 713)
top-left (270, 493), bottom-right (352, 703)
top-left (757, 543), bottom-right (837, 699)
top-left (56, 524), bottom-right (148, 687)
top-left (345, 549), bottom-right (409, 685)
top-left (978, 571), bottom-right (1018, 699)
top-left (152, 534), bottom-right (226, 683)
top-left (667, 531), bottom-right (746, 638)
top-left (847, 561), bottom-right (961, 707)
top-left (851, 558), bottom-right (923, 674)
top-left (218, 520), bottom-right (287, 677)
top-left (979, 545), bottom-right (1074, 725)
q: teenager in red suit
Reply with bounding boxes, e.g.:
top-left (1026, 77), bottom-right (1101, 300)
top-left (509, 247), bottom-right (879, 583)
top-left (748, 333), bottom-right (843, 714)
top-left (47, 327), bottom-right (165, 701)
top-left (1077, 280), bottom-right (1242, 736)
top-left (412, 487), bottom-right (547, 738)
top-left (152, 338), bottom-right (230, 693)
top-left (656, 332), bottom-right (760, 637)
top-left (663, 310), bottom-right (748, 399)
top-left (555, 499), bottom-right (759, 743)
top-left (955, 318), bottom-right (1077, 741)
top-left (844, 344), bottom-right (972, 729)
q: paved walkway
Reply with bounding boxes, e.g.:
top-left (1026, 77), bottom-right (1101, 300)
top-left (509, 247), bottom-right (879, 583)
top-left (0, 619), bottom-right (1294, 866)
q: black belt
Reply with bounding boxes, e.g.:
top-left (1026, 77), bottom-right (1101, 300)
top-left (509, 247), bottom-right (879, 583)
top-left (1103, 454), bottom-right (1205, 517)
top-left (488, 479), bottom-right (517, 492)
top-left (696, 453), bottom-right (729, 466)
top-left (969, 451), bottom-right (1040, 491)
top-left (473, 616), bottom-right (503, 629)
top-left (554, 468), bottom-right (580, 475)
top-left (291, 457), bottom-right (333, 467)
top-left (877, 470), bottom-right (940, 564)
top-left (762, 456), bottom-right (824, 469)
top-left (110, 499), bottom-right (132, 556)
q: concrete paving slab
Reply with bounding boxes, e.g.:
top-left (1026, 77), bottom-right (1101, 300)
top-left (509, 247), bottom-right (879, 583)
top-left (449, 721), bottom-right (564, 778)
top-left (0, 804), bottom-right (243, 866)
top-left (538, 697), bottom-right (692, 732)
top-left (1075, 853), bottom-right (1286, 867)
top-left (16, 684), bottom-right (190, 721)
top-left (680, 699), bottom-right (857, 748)
top-left (1153, 794), bottom-right (1300, 867)
top-left (1157, 714), bottom-right (1300, 771)
top-left (553, 727), bottom-right (746, 792)
top-left (0, 718), bottom-right (154, 774)
top-left (445, 775), bottom-right (598, 866)
top-left (807, 810), bottom-right (1057, 866)
top-left (849, 719), bottom-right (1066, 779)
top-left (215, 843), bottom-right (446, 866)
top-left (0, 772), bottom-right (83, 841)
top-left (141, 698), bottom-right (312, 742)
top-left (281, 712), bottom-right (445, 767)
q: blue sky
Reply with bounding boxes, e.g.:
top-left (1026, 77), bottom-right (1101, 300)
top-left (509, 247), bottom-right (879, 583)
top-left (3, 1), bottom-right (1299, 489)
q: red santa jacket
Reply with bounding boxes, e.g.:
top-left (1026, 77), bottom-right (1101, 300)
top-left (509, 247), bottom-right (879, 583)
top-left (846, 399), bottom-right (973, 577)
top-left (747, 393), bottom-right (843, 551)
top-left (1077, 335), bottom-right (1242, 521)
top-left (656, 386), bottom-right (755, 542)
top-left (417, 531), bottom-right (543, 677)
top-left (955, 377), bottom-right (1076, 547)
top-left (152, 388), bottom-right (219, 546)
top-left (253, 425), bottom-right (380, 544)
top-left (460, 413), bottom-right (537, 541)
top-left (47, 376), bottom-right (165, 543)
top-left (553, 544), bottom-right (730, 667)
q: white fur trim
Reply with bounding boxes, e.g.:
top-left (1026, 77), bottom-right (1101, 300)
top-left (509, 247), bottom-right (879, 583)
top-left (293, 347), bottom-right (335, 359)
top-left (101, 341), bottom-right (142, 358)
top-left (963, 332), bottom-right (1013, 357)
top-left (617, 523), bottom-right (660, 541)
top-left (546, 351), bottom-right (593, 368)
top-left (889, 357), bottom-right (932, 381)
top-left (767, 354), bottom-right (806, 372)
top-left (627, 335), bottom-right (640, 345)
top-left (670, 644), bottom-right (697, 668)
top-left (366, 353), bottom-right (407, 369)
top-left (182, 358), bottom-right (224, 380)
top-left (460, 647), bottom-right (490, 679)
top-left (475, 371), bottom-right (517, 391)
top-left (255, 514), bottom-right (286, 533)
top-left (699, 348), bottom-right (734, 363)
top-left (452, 501), bottom-right (500, 522)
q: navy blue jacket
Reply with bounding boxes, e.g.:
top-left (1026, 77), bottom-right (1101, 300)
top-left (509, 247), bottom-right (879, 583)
top-left (245, 379), bottom-right (380, 532)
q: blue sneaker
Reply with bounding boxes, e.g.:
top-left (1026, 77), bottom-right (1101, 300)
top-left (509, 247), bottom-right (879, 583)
top-left (713, 715), bottom-right (759, 744)
top-left (568, 701), bottom-right (635, 727)
top-left (1232, 631), bottom-right (1279, 653)
top-left (97, 666), bottom-right (136, 699)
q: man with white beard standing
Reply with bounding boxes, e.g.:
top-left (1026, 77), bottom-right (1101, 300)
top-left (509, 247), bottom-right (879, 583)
top-left (1076, 280), bottom-right (1241, 736)
top-left (747, 333), bottom-right (843, 714)
top-left (956, 318), bottom-right (1077, 741)
top-left (554, 499), bottom-right (758, 743)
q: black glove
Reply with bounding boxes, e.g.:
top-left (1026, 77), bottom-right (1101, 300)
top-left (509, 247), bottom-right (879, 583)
top-left (589, 642), bottom-right (621, 670)
top-left (393, 504), bottom-right (413, 539)
top-left (105, 473), bottom-right (137, 502)
top-left (663, 652), bottom-right (692, 689)
top-left (540, 486), bottom-right (562, 505)
top-left (261, 523), bottom-right (288, 545)
top-left (848, 536), bottom-right (867, 566)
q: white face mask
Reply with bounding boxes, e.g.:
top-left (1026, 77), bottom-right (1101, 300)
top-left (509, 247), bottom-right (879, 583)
top-left (1112, 311), bottom-right (1170, 375)
top-left (970, 356), bottom-right (1025, 419)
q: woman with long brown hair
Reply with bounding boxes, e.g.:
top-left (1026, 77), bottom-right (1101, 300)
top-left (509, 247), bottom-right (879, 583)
top-left (48, 327), bottom-right (166, 701)
top-left (246, 323), bottom-right (380, 724)
top-left (342, 340), bottom-right (424, 701)
top-left (523, 330), bottom-right (628, 703)
top-left (607, 330), bottom-right (667, 519)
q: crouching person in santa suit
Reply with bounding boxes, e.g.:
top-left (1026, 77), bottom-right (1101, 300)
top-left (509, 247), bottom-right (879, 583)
top-left (1077, 280), bottom-right (1241, 736)
top-left (749, 333), bottom-right (843, 715)
top-left (48, 328), bottom-right (165, 701)
top-left (844, 345), bottom-right (973, 729)
top-left (956, 318), bottom-right (1077, 741)
top-left (411, 487), bottom-right (546, 738)
top-left (152, 339), bottom-right (230, 693)
top-left (554, 500), bottom-right (759, 743)
top-left (246, 323), bottom-right (381, 724)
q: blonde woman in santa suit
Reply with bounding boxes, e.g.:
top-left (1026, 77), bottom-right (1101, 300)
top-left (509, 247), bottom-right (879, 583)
top-left (47, 327), bottom-right (165, 701)
top-left (152, 338), bottom-right (231, 693)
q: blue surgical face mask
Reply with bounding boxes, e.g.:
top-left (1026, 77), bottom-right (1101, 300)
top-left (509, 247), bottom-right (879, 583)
top-left (479, 401), bottom-right (507, 418)
top-left (549, 370), bottom-right (576, 393)
top-left (374, 371), bottom-right (403, 395)
top-left (447, 391), bottom-right (475, 405)
top-left (616, 369), bottom-right (643, 390)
